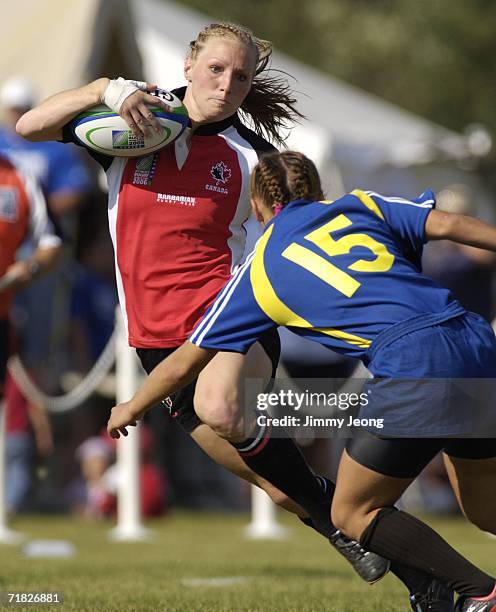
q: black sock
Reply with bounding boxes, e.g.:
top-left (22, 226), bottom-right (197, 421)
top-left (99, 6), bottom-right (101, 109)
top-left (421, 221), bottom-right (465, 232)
top-left (360, 507), bottom-right (494, 597)
top-left (232, 426), bottom-right (335, 538)
top-left (389, 562), bottom-right (442, 596)
top-left (299, 516), bottom-right (315, 529)
top-left (298, 477), bottom-right (336, 536)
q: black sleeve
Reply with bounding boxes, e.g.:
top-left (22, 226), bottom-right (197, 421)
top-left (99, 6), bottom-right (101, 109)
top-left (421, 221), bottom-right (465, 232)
top-left (61, 123), bottom-right (114, 171)
top-left (235, 121), bottom-right (277, 159)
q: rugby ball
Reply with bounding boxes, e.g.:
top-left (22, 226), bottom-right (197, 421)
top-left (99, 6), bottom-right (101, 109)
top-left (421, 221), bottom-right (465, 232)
top-left (70, 88), bottom-right (189, 157)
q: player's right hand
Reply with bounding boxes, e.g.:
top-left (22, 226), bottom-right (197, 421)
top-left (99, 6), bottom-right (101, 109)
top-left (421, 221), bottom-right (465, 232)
top-left (107, 401), bottom-right (139, 439)
top-left (119, 84), bottom-right (172, 138)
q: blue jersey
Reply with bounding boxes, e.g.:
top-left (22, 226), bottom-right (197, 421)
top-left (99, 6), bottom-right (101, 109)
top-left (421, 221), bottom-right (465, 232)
top-left (0, 128), bottom-right (91, 198)
top-left (190, 189), bottom-right (460, 361)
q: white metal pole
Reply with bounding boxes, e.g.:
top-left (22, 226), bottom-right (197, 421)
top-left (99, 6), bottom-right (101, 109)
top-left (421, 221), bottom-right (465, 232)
top-left (108, 309), bottom-right (150, 541)
top-left (244, 485), bottom-right (288, 540)
top-left (0, 400), bottom-right (24, 543)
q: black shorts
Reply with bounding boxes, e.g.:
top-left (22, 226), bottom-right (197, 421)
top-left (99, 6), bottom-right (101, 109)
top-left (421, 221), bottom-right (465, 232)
top-left (136, 329), bottom-right (281, 433)
top-left (346, 431), bottom-right (496, 479)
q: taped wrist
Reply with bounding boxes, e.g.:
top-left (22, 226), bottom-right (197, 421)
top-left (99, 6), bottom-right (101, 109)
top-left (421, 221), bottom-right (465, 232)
top-left (102, 77), bottom-right (147, 113)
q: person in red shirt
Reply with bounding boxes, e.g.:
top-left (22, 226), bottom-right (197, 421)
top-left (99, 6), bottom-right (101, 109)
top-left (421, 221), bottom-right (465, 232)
top-left (68, 427), bottom-right (167, 520)
top-left (16, 22), bottom-right (390, 586)
top-left (0, 155), bottom-right (61, 396)
top-left (0, 155), bottom-right (60, 515)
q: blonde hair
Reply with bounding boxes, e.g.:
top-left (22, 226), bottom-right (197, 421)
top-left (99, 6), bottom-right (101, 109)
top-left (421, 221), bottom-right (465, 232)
top-left (250, 151), bottom-right (324, 208)
top-left (188, 23), bottom-right (304, 145)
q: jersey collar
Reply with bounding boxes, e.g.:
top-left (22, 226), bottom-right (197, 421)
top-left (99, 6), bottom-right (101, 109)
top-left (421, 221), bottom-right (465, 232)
top-left (264, 199), bottom-right (311, 231)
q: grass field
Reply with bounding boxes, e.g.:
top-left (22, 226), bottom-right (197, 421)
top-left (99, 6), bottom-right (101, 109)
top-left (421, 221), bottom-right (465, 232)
top-left (1, 512), bottom-right (495, 611)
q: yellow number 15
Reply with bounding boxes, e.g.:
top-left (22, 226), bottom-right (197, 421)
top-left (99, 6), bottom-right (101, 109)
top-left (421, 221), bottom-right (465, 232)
top-left (282, 214), bottom-right (394, 297)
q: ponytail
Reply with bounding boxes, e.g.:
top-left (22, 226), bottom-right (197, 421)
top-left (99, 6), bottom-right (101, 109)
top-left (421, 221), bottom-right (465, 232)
top-left (188, 23), bottom-right (304, 145)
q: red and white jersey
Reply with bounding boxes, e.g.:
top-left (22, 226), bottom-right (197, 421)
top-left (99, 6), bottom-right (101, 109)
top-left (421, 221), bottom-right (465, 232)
top-left (0, 156), bottom-right (61, 318)
top-left (64, 88), bottom-right (274, 347)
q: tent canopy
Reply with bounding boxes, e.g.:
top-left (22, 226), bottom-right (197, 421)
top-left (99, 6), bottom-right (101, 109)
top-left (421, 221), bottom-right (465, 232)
top-left (0, 0), bottom-right (143, 106)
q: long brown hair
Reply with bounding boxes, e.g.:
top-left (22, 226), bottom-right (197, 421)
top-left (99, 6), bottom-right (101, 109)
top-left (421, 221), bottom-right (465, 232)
top-left (188, 23), bottom-right (304, 146)
top-left (250, 151), bottom-right (324, 209)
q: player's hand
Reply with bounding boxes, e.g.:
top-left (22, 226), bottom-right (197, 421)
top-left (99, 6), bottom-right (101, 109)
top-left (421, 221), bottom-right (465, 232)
top-left (107, 401), bottom-right (139, 439)
top-left (0, 260), bottom-right (39, 293)
top-left (119, 84), bottom-right (172, 138)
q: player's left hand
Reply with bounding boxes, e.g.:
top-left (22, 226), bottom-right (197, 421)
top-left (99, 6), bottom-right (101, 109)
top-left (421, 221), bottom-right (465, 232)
top-left (107, 402), bottom-right (139, 439)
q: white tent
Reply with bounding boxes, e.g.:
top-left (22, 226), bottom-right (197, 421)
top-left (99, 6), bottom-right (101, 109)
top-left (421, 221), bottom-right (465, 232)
top-left (0, 0), bottom-right (143, 105)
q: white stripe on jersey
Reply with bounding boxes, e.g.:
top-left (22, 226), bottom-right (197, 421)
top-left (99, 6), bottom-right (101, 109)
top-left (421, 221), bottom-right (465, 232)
top-left (191, 249), bottom-right (256, 346)
top-left (366, 190), bottom-right (434, 209)
top-left (219, 127), bottom-right (260, 270)
top-left (106, 157), bottom-right (130, 343)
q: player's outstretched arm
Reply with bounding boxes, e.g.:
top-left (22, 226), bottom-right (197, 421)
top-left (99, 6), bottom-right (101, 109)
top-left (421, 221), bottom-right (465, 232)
top-left (16, 78), bottom-right (172, 142)
top-left (425, 209), bottom-right (496, 252)
top-left (15, 79), bottom-right (111, 142)
top-left (107, 342), bottom-right (217, 439)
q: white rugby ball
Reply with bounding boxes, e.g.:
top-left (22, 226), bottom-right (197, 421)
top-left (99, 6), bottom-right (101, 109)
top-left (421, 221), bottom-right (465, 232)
top-left (70, 88), bottom-right (188, 157)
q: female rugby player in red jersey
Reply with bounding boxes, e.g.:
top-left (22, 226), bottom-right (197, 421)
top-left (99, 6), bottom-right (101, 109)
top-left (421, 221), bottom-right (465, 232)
top-left (16, 23), bottom-right (389, 585)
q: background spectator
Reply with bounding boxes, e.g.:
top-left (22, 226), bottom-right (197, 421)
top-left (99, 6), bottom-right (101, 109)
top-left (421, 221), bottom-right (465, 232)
top-left (5, 371), bottom-right (53, 516)
top-left (67, 436), bottom-right (114, 520)
top-left (423, 184), bottom-right (496, 322)
top-left (0, 153), bottom-right (62, 395)
top-left (67, 427), bottom-right (168, 519)
top-left (69, 229), bottom-right (118, 374)
top-left (0, 76), bottom-right (91, 222)
top-left (0, 76), bottom-right (93, 387)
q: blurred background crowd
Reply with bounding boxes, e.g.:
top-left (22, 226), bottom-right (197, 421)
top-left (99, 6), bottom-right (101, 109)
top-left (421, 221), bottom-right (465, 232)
top-left (1, 0), bottom-right (495, 523)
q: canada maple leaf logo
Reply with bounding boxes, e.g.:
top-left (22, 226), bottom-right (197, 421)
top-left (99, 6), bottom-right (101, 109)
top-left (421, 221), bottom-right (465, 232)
top-left (210, 161), bottom-right (232, 185)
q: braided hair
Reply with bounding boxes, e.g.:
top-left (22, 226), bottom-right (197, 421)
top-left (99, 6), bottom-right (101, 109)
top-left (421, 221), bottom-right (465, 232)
top-left (250, 151), bottom-right (324, 211)
top-left (188, 23), bottom-right (304, 146)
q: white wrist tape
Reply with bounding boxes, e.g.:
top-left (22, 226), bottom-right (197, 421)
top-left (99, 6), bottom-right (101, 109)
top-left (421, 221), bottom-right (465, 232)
top-left (102, 77), bottom-right (148, 113)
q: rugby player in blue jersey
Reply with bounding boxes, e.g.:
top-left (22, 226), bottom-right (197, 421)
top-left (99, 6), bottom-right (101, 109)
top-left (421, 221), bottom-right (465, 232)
top-left (108, 151), bottom-right (496, 612)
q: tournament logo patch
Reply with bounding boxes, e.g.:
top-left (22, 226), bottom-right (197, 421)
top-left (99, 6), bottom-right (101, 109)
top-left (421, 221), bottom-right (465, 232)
top-left (206, 161), bottom-right (232, 195)
top-left (133, 153), bottom-right (158, 186)
top-left (0, 187), bottom-right (19, 222)
top-left (112, 130), bottom-right (145, 150)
